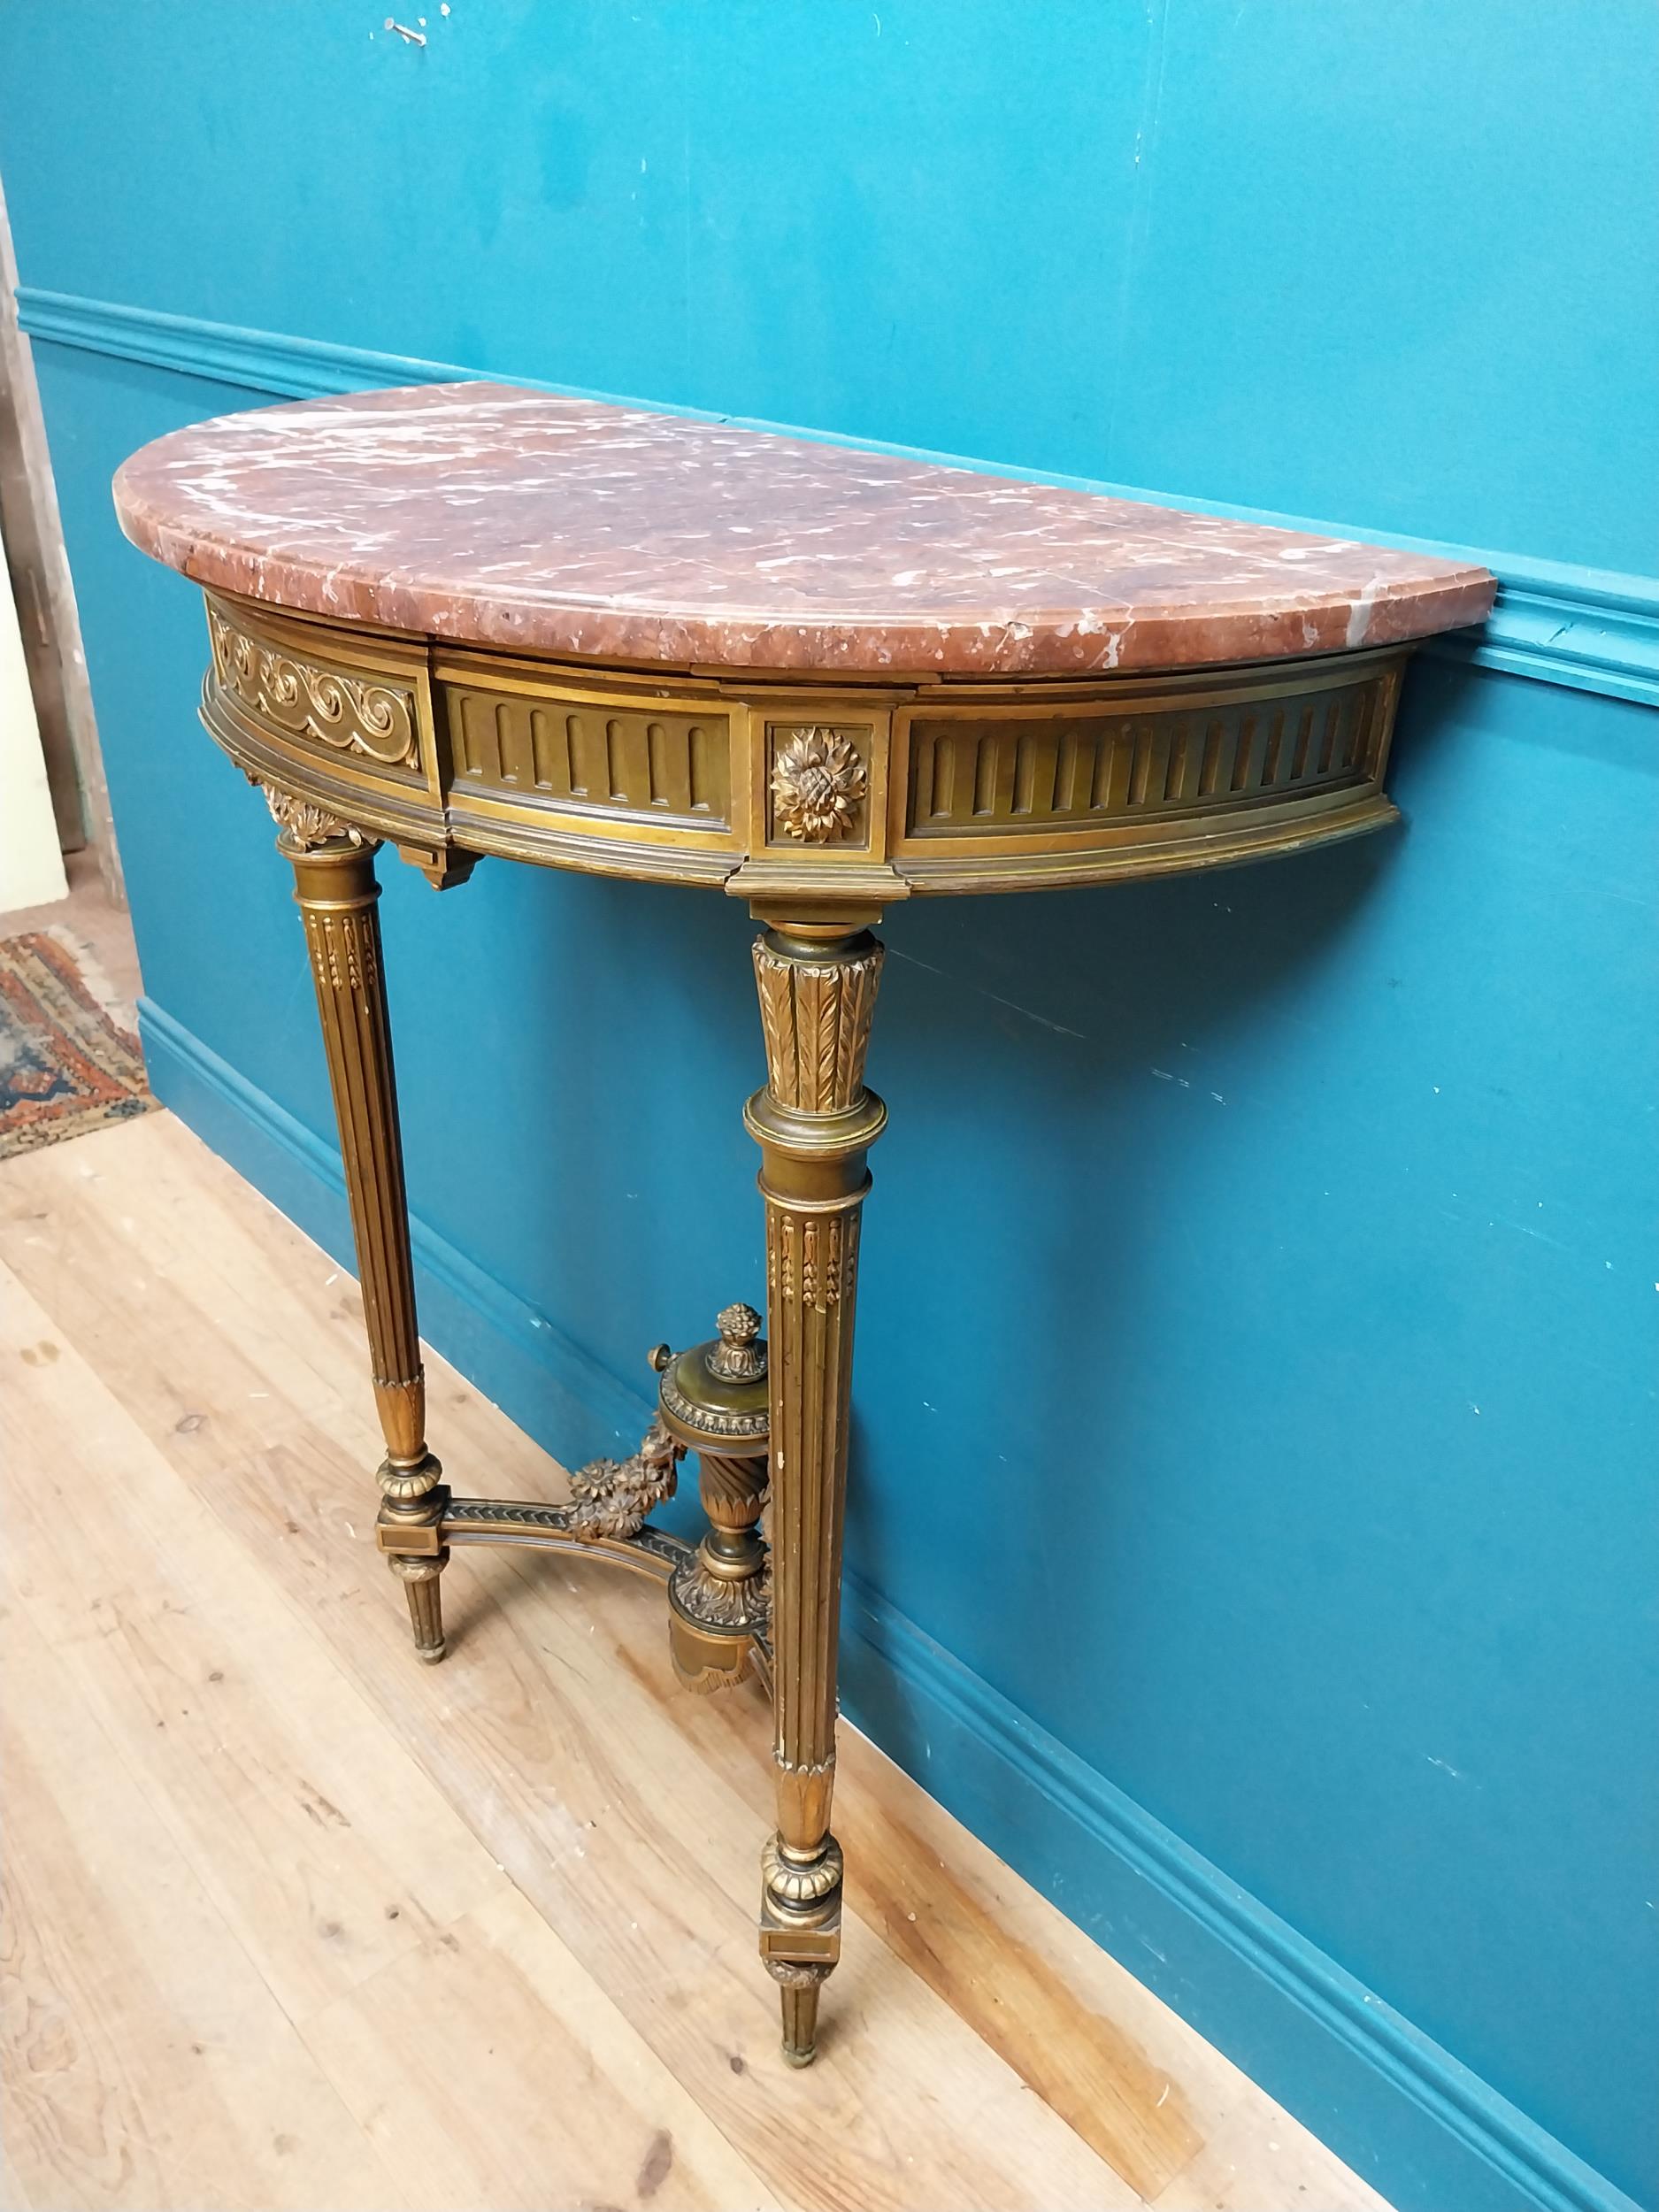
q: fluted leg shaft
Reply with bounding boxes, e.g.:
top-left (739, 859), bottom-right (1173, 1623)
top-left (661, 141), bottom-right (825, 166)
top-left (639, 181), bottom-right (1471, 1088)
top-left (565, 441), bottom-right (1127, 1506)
top-left (745, 920), bottom-right (885, 2063)
top-left (281, 817), bottom-right (449, 1659)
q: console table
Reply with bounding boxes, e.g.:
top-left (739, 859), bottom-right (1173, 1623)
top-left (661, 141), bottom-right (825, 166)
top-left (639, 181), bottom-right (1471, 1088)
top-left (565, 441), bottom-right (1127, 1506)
top-left (113, 386), bottom-right (1494, 2064)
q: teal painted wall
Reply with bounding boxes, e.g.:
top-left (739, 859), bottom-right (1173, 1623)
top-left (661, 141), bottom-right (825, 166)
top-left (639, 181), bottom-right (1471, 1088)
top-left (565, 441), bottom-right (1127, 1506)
top-left (4, 7), bottom-right (1655, 2209)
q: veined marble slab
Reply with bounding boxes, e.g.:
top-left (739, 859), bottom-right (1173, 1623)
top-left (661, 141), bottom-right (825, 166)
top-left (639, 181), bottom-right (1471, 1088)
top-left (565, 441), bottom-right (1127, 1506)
top-left (114, 383), bottom-right (1494, 677)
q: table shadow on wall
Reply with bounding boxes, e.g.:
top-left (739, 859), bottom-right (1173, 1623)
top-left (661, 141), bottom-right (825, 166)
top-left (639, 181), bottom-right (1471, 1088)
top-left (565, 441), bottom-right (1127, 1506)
top-left (828, 825), bottom-right (1401, 1782)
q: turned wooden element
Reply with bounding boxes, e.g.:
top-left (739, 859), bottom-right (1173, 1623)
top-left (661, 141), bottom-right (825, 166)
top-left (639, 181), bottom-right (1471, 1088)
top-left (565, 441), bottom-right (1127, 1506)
top-left (279, 801), bottom-right (449, 1661)
top-left (662, 1303), bottom-right (772, 1692)
top-left (745, 918), bottom-right (884, 2064)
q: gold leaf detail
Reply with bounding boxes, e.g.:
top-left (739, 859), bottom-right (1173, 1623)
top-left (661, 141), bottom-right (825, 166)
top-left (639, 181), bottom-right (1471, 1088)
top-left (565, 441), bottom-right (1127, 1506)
top-left (670, 1553), bottom-right (769, 1630)
top-left (763, 1833), bottom-right (844, 1907)
top-left (771, 727), bottom-right (866, 843)
top-left (212, 607), bottom-right (417, 765)
top-left (835, 955), bottom-right (880, 1105)
top-left (265, 785), bottom-right (365, 849)
top-left (753, 942), bottom-right (798, 1097)
top-left (752, 940), bottom-right (883, 1111)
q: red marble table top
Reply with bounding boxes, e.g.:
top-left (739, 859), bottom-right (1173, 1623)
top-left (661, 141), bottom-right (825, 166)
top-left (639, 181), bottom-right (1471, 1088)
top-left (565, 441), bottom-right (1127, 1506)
top-left (114, 383), bottom-right (1495, 679)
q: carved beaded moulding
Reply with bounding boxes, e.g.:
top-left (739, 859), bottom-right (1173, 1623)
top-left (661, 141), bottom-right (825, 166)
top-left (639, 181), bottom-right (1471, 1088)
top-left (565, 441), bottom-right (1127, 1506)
top-left (658, 1374), bottom-right (771, 1439)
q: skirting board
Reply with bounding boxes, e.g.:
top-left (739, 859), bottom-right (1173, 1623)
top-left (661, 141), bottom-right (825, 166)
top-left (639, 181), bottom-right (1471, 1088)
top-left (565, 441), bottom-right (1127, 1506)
top-left (138, 991), bottom-right (1641, 2212)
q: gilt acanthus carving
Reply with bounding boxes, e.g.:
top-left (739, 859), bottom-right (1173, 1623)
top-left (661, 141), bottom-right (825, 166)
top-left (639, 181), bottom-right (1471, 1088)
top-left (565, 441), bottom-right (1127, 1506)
top-left (764, 1959), bottom-right (831, 1990)
top-left (770, 726), bottom-right (867, 843)
top-left (263, 783), bottom-right (366, 849)
top-left (670, 1552), bottom-right (769, 1631)
top-left (211, 605), bottom-right (418, 766)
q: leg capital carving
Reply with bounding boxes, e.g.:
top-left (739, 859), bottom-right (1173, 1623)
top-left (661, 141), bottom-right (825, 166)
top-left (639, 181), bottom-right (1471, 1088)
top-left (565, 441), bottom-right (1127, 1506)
top-left (752, 926), bottom-right (883, 1114)
top-left (264, 781), bottom-right (372, 851)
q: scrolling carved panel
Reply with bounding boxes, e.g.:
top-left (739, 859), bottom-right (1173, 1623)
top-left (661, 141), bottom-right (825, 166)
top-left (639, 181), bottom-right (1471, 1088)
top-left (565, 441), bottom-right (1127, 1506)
top-left (207, 602), bottom-right (419, 768)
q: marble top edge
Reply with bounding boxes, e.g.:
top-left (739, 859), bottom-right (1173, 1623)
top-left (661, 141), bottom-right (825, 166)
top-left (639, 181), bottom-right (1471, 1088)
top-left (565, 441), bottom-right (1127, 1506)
top-left (112, 380), bottom-right (1497, 677)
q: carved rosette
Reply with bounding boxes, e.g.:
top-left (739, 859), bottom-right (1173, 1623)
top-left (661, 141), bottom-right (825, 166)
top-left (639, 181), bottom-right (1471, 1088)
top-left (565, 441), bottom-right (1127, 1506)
top-left (770, 726), bottom-right (867, 843)
top-left (752, 934), bottom-right (883, 1114)
top-left (211, 605), bottom-right (418, 765)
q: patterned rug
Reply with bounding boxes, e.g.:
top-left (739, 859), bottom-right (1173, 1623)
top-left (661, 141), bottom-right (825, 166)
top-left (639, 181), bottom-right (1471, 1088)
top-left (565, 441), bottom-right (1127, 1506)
top-left (0, 928), bottom-right (156, 1160)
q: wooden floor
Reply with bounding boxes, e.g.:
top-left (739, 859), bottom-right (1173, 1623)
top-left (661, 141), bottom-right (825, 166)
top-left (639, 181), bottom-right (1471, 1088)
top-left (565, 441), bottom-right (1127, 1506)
top-left (0, 849), bottom-right (143, 1027)
top-left (0, 1102), bottom-right (1393, 2212)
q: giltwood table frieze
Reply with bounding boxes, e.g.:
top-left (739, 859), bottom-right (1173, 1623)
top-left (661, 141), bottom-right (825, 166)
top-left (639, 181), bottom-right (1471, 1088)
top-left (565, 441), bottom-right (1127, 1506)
top-left (114, 384), bottom-right (1494, 2064)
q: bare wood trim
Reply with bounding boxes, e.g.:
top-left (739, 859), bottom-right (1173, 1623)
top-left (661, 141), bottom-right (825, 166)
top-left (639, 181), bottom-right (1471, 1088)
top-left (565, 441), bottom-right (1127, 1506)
top-left (0, 180), bottom-right (117, 888)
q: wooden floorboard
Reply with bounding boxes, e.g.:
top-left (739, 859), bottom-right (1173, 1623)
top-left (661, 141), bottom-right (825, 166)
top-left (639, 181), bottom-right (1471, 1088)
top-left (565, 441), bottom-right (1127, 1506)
top-left (0, 849), bottom-right (143, 1029)
top-left (0, 1111), bottom-right (1393, 2212)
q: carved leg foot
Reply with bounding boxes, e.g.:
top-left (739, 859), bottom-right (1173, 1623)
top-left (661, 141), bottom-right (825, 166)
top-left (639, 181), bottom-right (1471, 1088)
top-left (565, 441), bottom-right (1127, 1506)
top-left (388, 1546), bottom-right (449, 1662)
top-left (747, 918), bottom-right (885, 2063)
top-left (770, 1961), bottom-right (831, 2067)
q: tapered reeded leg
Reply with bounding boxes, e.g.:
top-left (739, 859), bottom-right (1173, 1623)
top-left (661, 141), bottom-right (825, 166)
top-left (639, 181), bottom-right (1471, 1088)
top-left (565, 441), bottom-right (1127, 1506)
top-left (745, 918), bottom-right (885, 2063)
top-left (274, 793), bottom-right (449, 1660)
